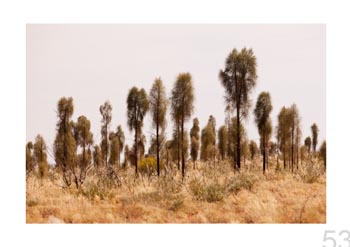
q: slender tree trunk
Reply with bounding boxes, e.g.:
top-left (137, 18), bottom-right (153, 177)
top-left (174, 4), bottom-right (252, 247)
top-left (263, 133), bottom-right (266, 174)
top-left (177, 122), bottom-right (180, 170)
top-left (296, 147), bottom-right (299, 170)
top-left (291, 129), bottom-right (294, 174)
top-left (135, 124), bottom-right (138, 175)
top-left (266, 152), bottom-right (268, 170)
top-left (213, 133), bottom-right (216, 166)
top-left (263, 148), bottom-right (266, 174)
top-left (62, 110), bottom-right (71, 186)
top-left (156, 117), bottom-right (160, 177)
top-left (105, 123), bottom-right (108, 166)
top-left (63, 112), bottom-right (67, 171)
top-left (296, 129), bottom-right (299, 170)
top-left (40, 143), bottom-right (43, 163)
top-left (266, 141), bottom-right (269, 170)
top-left (283, 147), bottom-right (286, 170)
top-left (236, 105), bottom-right (241, 171)
top-left (80, 142), bottom-right (86, 184)
top-left (181, 116), bottom-right (185, 179)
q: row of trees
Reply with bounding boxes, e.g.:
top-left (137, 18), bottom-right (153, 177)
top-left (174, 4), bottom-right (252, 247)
top-left (26, 47), bottom-right (326, 187)
top-left (218, 48), bottom-right (325, 173)
top-left (26, 135), bottom-right (48, 178)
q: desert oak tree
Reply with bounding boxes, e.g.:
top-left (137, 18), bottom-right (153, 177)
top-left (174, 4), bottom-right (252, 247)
top-left (34, 134), bottom-right (48, 178)
top-left (190, 118), bottom-right (200, 168)
top-left (170, 73), bottom-right (194, 179)
top-left (311, 123), bottom-right (319, 153)
top-left (218, 125), bottom-right (228, 161)
top-left (219, 48), bottom-right (257, 171)
top-left (127, 87), bottom-right (149, 175)
top-left (99, 101), bottom-right (112, 166)
top-left (53, 97), bottom-right (76, 187)
top-left (254, 92), bottom-right (273, 174)
top-left (149, 78), bottom-right (168, 176)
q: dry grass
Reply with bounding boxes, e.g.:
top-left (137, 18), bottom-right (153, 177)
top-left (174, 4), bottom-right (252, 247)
top-left (26, 160), bottom-right (326, 223)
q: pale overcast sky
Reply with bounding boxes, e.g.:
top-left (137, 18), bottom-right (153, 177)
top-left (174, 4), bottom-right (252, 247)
top-left (26, 24), bottom-right (325, 162)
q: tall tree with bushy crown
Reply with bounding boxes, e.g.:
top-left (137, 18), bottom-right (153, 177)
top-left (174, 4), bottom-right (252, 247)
top-left (219, 48), bottom-right (257, 171)
top-left (54, 97), bottom-right (76, 187)
top-left (127, 87), bottom-right (149, 175)
top-left (100, 101), bottom-right (112, 166)
top-left (254, 92), bottom-right (273, 174)
top-left (171, 73), bottom-right (194, 179)
top-left (149, 78), bottom-right (168, 177)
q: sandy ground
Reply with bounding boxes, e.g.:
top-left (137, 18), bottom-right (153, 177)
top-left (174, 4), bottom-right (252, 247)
top-left (26, 162), bottom-right (326, 224)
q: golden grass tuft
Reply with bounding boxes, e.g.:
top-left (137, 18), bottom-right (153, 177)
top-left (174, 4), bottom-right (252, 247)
top-left (26, 160), bottom-right (326, 223)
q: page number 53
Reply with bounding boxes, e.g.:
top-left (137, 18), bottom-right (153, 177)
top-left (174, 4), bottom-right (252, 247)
top-left (323, 230), bottom-right (350, 247)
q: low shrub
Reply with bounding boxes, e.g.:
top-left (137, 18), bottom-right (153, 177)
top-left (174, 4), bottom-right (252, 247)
top-left (168, 196), bottom-right (184, 211)
top-left (157, 176), bottom-right (182, 194)
top-left (204, 183), bottom-right (226, 202)
top-left (81, 181), bottom-right (115, 201)
top-left (297, 160), bottom-right (322, 183)
top-left (189, 178), bottom-right (226, 202)
top-left (139, 157), bottom-right (164, 175)
top-left (95, 166), bottom-right (121, 189)
top-left (134, 191), bottom-right (164, 203)
top-left (225, 173), bottom-right (257, 194)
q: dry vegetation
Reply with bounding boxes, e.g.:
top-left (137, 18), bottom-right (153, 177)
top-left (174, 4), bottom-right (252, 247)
top-left (26, 159), bottom-right (326, 223)
top-left (26, 46), bottom-right (326, 224)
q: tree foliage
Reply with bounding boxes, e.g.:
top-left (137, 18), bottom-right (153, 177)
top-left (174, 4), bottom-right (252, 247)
top-left (254, 92), bottom-right (273, 173)
top-left (319, 140), bottom-right (326, 170)
top-left (76, 116), bottom-right (93, 151)
top-left (93, 145), bottom-right (103, 168)
top-left (73, 115), bottom-right (94, 188)
top-left (200, 116), bottom-right (217, 162)
top-left (149, 78), bottom-right (168, 176)
top-left (108, 135), bottom-right (120, 166)
top-left (54, 97), bottom-right (76, 187)
top-left (100, 101), bottom-right (112, 165)
top-left (26, 142), bottom-right (35, 174)
top-left (170, 72), bottom-right (194, 178)
top-left (218, 125), bottom-right (228, 161)
top-left (123, 144), bottom-right (130, 168)
top-left (276, 104), bottom-right (301, 172)
top-left (227, 117), bottom-right (246, 166)
top-left (127, 87), bottom-right (149, 174)
top-left (304, 136), bottom-right (312, 154)
top-left (34, 134), bottom-right (48, 178)
top-left (115, 125), bottom-right (125, 165)
top-left (241, 139), bottom-right (250, 167)
top-left (276, 106), bottom-right (290, 170)
top-left (290, 104), bottom-right (301, 171)
top-left (190, 118), bottom-right (200, 167)
top-left (311, 123), bottom-right (319, 153)
top-left (148, 132), bottom-right (166, 157)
